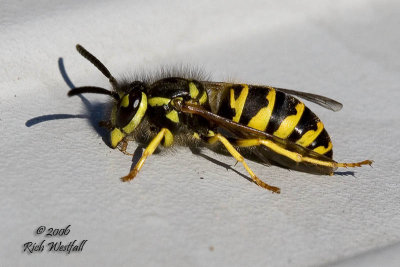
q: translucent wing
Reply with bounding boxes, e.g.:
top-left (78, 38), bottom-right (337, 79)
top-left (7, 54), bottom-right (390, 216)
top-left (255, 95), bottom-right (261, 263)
top-left (202, 81), bottom-right (343, 112)
top-left (273, 87), bottom-right (343, 112)
top-left (178, 101), bottom-right (337, 175)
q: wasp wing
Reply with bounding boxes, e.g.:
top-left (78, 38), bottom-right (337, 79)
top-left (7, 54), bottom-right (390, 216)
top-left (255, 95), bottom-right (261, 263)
top-left (202, 81), bottom-right (343, 112)
top-left (180, 101), bottom-right (337, 175)
top-left (273, 87), bottom-right (343, 112)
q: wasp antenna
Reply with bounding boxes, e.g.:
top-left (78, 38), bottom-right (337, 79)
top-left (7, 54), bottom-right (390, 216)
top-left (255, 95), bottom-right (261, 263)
top-left (68, 86), bottom-right (120, 101)
top-left (76, 44), bottom-right (118, 88)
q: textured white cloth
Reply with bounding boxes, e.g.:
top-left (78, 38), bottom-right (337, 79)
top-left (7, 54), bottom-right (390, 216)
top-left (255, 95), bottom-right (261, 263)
top-left (1, 0), bottom-right (399, 266)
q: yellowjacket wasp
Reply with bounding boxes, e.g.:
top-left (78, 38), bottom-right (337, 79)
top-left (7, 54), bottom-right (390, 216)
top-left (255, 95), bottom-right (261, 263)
top-left (68, 44), bottom-right (372, 193)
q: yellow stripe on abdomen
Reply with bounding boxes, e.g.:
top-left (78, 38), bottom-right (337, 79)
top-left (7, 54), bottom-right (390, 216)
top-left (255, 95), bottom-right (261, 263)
top-left (247, 88), bottom-right (276, 131)
top-left (230, 85), bottom-right (249, 122)
top-left (313, 142), bottom-right (333, 155)
top-left (274, 102), bottom-right (305, 139)
top-left (296, 121), bottom-right (324, 147)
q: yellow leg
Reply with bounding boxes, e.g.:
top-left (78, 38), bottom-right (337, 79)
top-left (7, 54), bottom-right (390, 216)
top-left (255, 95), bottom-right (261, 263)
top-left (235, 139), bottom-right (373, 169)
top-left (121, 128), bottom-right (172, 182)
top-left (208, 134), bottom-right (280, 193)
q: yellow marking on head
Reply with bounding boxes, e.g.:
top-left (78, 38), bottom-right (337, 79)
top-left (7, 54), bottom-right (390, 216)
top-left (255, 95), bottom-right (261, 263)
top-left (189, 82), bottom-right (199, 99)
top-left (230, 84), bottom-right (249, 122)
top-left (207, 130), bottom-right (215, 137)
top-left (247, 89), bottom-right (276, 131)
top-left (193, 132), bottom-right (200, 140)
top-left (148, 97), bottom-right (171, 107)
top-left (166, 110), bottom-right (179, 123)
top-left (313, 142), bottom-right (333, 155)
top-left (199, 91), bottom-right (208, 104)
top-left (296, 121), bottom-right (324, 147)
top-left (121, 94), bottom-right (129, 107)
top-left (111, 128), bottom-right (125, 148)
top-left (163, 128), bottom-right (174, 147)
top-left (274, 102), bottom-right (305, 139)
top-left (122, 92), bottom-right (148, 134)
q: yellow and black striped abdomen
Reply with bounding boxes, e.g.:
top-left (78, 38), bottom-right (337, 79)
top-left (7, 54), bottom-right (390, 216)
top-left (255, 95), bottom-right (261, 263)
top-left (217, 84), bottom-right (333, 158)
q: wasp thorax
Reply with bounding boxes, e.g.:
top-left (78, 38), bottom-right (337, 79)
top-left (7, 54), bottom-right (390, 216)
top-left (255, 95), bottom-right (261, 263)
top-left (127, 81), bottom-right (147, 92)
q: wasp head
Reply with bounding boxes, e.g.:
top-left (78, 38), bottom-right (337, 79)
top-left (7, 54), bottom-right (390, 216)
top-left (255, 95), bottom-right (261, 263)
top-left (110, 81), bottom-right (148, 148)
top-left (67, 45), bottom-right (149, 148)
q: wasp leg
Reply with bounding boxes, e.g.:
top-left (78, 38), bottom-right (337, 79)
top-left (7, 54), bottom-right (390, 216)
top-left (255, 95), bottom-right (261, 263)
top-left (235, 139), bottom-right (373, 171)
top-left (207, 133), bottom-right (280, 193)
top-left (335, 161), bottom-right (373, 168)
top-left (121, 128), bottom-right (173, 182)
top-left (118, 139), bottom-right (134, 156)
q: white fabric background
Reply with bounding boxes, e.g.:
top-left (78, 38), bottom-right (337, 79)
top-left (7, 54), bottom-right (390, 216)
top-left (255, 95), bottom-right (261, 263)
top-left (1, 0), bottom-right (399, 266)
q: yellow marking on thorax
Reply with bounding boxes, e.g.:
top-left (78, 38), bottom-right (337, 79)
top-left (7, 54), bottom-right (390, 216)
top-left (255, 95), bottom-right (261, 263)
top-left (313, 142), bottom-right (333, 155)
top-left (296, 121), bottom-right (324, 147)
top-left (190, 82), bottom-right (208, 104)
top-left (193, 132), bottom-right (200, 139)
top-left (148, 97), bottom-right (171, 107)
top-left (199, 91), bottom-right (208, 104)
top-left (189, 82), bottom-right (199, 98)
top-left (230, 84), bottom-right (249, 122)
top-left (166, 110), bottom-right (179, 123)
top-left (207, 130), bottom-right (215, 137)
top-left (121, 95), bottom-right (129, 107)
top-left (247, 88), bottom-right (276, 131)
top-left (273, 102), bottom-right (305, 139)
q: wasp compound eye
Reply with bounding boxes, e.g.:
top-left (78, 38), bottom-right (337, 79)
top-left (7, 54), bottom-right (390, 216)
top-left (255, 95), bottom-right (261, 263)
top-left (116, 91), bottom-right (143, 128)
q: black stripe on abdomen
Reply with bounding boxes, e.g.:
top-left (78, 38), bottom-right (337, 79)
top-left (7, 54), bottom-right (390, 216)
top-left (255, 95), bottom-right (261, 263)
top-left (265, 91), bottom-right (298, 134)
